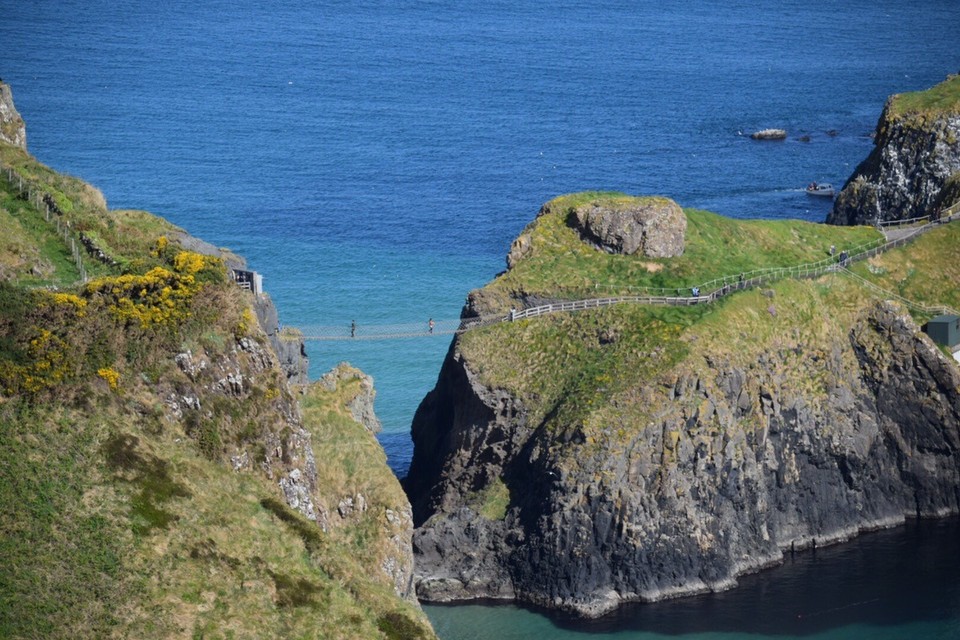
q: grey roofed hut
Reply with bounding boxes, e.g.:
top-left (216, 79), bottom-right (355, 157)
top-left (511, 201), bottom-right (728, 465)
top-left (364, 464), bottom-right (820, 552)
top-left (925, 314), bottom-right (960, 349)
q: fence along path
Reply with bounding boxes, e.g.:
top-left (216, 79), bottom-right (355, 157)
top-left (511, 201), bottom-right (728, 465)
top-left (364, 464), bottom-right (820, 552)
top-left (301, 202), bottom-right (959, 341)
top-left (1, 164), bottom-right (90, 283)
top-left (838, 268), bottom-right (960, 318)
top-left (4, 158), bottom-right (953, 339)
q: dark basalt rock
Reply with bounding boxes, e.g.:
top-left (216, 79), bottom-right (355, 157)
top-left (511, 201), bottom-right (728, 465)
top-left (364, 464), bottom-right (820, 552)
top-left (828, 96), bottom-right (960, 225)
top-left (405, 301), bottom-right (960, 617)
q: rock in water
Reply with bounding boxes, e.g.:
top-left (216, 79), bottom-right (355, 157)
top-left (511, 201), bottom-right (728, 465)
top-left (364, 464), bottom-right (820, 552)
top-left (828, 75), bottom-right (960, 225)
top-left (750, 128), bottom-right (787, 140)
top-left (0, 81), bottom-right (27, 150)
top-left (570, 196), bottom-right (686, 257)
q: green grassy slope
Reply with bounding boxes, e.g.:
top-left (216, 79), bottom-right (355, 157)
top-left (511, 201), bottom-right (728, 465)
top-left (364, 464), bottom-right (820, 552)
top-left (0, 141), bottom-right (434, 639)
top-left (472, 193), bottom-right (882, 313)
top-left (888, 73), bottom-right (960, 117)
top-left (461, 193), bottom-right (958, 442)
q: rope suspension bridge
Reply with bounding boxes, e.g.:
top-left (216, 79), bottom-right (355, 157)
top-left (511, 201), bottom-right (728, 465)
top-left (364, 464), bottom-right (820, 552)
top-left (299, 204), bottom-right (960, 341)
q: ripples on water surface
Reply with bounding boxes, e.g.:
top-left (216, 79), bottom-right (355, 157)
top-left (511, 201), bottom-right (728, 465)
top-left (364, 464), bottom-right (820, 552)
top-left (4, 1), bottom-right (960, 637)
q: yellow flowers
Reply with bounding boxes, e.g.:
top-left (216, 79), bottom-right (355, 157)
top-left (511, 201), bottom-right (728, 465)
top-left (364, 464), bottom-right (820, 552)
top-left (84, 250), bottom-right (222, 331)
top-left (50, 292), bottom-right (88, 311)
top-left (153, 235), bottom-right (169, 257)
top-left (36, 291), bottom-right (88, 318)
top-left (173, 251), bottom-right (207, 275)
top-left (86, 266), bottom-right (194, 329)
top-left (97, 367), bottom-right (120, 391)
top-left (235, 308), bottom-right (255, 337)
top-left (0, 327), bottom-right (71, 395)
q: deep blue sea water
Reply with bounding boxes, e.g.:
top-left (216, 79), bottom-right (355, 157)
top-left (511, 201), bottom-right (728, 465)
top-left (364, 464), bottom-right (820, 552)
top-left (4, 1), bottom-right (960, 637)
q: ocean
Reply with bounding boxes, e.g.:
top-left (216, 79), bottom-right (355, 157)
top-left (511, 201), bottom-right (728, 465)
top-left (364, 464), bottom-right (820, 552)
top-left (3, 1), bottom-right (960, 637)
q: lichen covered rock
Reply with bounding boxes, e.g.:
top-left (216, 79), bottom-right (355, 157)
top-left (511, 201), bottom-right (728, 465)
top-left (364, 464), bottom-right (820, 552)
top-left (570, 196), bottom-right (686, 257)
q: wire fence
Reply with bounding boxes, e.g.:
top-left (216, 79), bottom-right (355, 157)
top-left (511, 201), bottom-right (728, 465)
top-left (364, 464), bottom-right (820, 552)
top-left (510, 204), bottom-right (958, 324)
top-left (838, 268), bottom-right (960, 318)
top-left (1, 163), bottom-right (89, 283)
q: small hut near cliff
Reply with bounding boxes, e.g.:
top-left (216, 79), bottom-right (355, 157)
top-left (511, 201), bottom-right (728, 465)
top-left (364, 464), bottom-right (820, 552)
top-left (925, 314), bottom-right (960, 349)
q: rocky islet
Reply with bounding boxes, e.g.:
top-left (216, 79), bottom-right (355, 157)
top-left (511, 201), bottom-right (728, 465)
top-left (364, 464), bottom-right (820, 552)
top-left (403, 77), bottom-right (960, 618)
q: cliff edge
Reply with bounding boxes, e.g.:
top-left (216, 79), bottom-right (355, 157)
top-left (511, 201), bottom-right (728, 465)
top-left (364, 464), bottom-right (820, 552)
top-left (0, 81), bottom-right (27, 150)
top-left (0, 87), bottom-right (433, 639)
top-left (828, 74), bottom-right (960, 225)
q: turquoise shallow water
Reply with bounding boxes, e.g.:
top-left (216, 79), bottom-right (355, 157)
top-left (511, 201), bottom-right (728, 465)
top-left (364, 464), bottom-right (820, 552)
top-left (4, 1), bottom-right (960, 637)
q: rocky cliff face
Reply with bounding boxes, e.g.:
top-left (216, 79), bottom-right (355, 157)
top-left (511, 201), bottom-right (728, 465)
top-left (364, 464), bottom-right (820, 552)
top-left (828, 76), bottom-right (960, 225)
top-left (570, 196), bottom-right (686, 258)
top-left (0, 81), bottom-right (27, 150)
top-left (254, 292), bottom-right (310, 384)
top-left (406, 295), bottom-right (960, 617)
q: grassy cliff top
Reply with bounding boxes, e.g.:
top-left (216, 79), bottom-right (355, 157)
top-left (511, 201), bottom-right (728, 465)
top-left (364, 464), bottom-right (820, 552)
top-left (475, 192), bottom-right (882, 313)
top-left (0, 143), bottom-right (184, 286)
top-left (888, 74), bottom-right (960, 118)
top-left (461, 195), bottom-right (959, 437)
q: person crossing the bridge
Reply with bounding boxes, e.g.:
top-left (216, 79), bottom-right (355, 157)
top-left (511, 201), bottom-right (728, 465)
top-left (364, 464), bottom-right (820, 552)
top-left (428, 318), bottom-right (435, 334)
top-left (350, 320), bottom-right (356, 338)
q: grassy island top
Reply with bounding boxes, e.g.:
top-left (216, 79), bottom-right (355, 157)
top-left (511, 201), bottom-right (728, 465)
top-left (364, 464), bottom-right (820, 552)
top-left (476, 192), bottom-right (883, 312)
top-left (888, 74), bottom-right (960, 118)
top-left (461, 192), bottom-right (959, 438)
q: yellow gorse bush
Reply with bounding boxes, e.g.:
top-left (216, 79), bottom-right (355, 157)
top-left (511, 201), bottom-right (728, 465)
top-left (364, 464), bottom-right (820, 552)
top-left (39, 292), bottom-right (89, 317)
top-left (86, 266), bottom-right (195, 329)
top-left (235, 307), bottom-right (255, 337)
top-left (97, 367), bottom-right (120, 391)
top-left (153, 235), bottom-right (169, 257)
top-left (173, 251), bottom-right (207, 275)
top-left (84, 251), bottom-right (223, 330)
top-left (0, 327), bottom-right (72, 395)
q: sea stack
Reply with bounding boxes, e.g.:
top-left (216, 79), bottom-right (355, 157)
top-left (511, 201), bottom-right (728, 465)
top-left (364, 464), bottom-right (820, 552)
top-left (404, 188), bottom-right (960, 618)
top-left (828, 74), bottom-right (960, 225)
